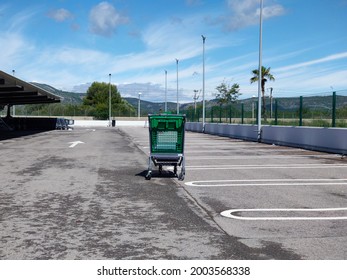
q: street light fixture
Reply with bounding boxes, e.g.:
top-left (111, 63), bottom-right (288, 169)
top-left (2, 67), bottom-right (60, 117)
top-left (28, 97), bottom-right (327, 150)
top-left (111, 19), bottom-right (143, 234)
top-left (138, 92), bottom-right (142, 119)
top-left (201, 35), bottom-right (206, 132)
top-left (176, 59), bottom-right (179, 114)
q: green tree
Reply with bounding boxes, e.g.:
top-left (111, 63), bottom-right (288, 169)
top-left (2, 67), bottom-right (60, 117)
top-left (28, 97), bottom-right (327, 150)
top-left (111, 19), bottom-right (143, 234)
top-left (83, 81), bottom-right (134, 119)
top-left (215, 81), bottom-right (241, 105)
top-left (215, 81), bottom-right (240, 122)
top-left (250, 66), bottom-right (275, 119)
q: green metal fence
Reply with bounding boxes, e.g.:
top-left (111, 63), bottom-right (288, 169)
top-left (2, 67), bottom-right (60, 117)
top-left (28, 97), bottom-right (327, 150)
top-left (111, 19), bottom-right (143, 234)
top-left (183, 90), bottom-right (347, 128)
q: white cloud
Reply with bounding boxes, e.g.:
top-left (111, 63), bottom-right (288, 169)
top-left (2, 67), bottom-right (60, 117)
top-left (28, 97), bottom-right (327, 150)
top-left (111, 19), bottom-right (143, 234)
top-left (275, 52), bottom-right (347, 73)
top-left (301, 70), bottom-right (347, 90)
top-left (3, 2), bottom-right (345, 102)
top-left (89, 2), bottom-right (128, 37)
top-left (97, 18), bottom-right (208, 81)
top-left (142, 19), bottom-right (195, 51)
top-left (273, 66), bottom-right (347, 95)
top-left (252, 52), bottom-right (347, 96)
top-left (217, 0), bottom-right (285, 31)
top-left (262, 4), bottom-right (285, 19)
top-left (0, 33), bottom-right (35, 68)
top-left (47, 8), bottom-right (73, 22)
top-left (185, 0), bottom-right (202, 6)
top-left (7, 8), bottom-right (39, 32)
top-left (41, 47), bottom-right (111, 67)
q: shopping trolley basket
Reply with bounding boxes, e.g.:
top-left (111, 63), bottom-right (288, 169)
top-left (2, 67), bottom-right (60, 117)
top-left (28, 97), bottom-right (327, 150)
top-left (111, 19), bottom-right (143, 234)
top-left (145, 114), bottom-right (186, 180)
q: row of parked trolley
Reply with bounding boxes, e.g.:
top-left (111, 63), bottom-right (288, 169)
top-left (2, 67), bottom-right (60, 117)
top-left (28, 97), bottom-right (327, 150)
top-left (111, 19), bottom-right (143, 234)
top-left (56, 118), bottom-right (74, 130)
top-left (0, 116), bottom-right (74, 131)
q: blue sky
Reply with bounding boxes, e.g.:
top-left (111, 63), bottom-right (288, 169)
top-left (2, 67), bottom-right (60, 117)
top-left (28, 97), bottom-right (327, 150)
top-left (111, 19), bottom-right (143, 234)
top-left (1, 0), bottom-right (347, 103)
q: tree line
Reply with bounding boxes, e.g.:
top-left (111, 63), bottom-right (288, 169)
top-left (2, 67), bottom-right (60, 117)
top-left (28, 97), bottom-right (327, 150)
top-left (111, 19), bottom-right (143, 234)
top-left (215, 66), bottom-right (275, 120)
top-left (8, 82), bottom-right (136, 119)
top-left (8, 67), bottom-right (276, 120)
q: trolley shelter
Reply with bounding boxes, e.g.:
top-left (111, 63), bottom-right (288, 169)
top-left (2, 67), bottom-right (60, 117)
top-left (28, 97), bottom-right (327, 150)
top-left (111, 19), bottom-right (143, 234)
top-left (145, 114), bottom-right (186, 180)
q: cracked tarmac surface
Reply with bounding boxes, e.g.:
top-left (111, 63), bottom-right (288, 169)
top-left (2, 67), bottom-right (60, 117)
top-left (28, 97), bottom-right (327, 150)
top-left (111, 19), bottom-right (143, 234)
top-left (0, 127), bottom-right (255, 259)
top-left (2, 125), bottom-right (346, 260)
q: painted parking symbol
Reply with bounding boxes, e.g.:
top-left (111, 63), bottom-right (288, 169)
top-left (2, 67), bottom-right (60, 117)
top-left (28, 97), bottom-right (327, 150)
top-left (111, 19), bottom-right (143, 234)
top-left (185, 179), bottom-right (347, 221)
top-left (220, 208), bottom-right (347, 221)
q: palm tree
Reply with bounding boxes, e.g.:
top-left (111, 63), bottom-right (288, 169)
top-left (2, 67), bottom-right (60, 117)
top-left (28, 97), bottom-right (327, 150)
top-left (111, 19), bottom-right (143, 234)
top-left (250, 66), bottom-right (275, 120)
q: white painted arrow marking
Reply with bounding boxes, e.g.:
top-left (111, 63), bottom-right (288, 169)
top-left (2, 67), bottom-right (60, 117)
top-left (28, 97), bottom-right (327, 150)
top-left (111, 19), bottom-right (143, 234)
top-left (69, 141), bottom-right (85, 148)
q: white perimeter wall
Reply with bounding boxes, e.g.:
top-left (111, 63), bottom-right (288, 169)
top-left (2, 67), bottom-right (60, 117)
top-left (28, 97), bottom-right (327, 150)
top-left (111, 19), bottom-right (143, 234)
top-left (74, 120), bottom-right (147, 127)
top-left (186, 122), bottom-right (347, 155)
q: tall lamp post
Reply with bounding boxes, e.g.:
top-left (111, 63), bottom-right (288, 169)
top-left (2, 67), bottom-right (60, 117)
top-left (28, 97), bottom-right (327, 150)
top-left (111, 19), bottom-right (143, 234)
top-left (175, 59), bottom-right (179, 114)
top-left (165, 70), bottom-right (167, 112)
top-left (138, 92), bottom-right (142, 119)
top-left (109, 73), bottom-right (112, 127)
top-left (257, 0), bottom-right (263, 142)
top-left (201, 35), bottom-right (206, 132)
top-left (12, 70), bottom-right (16, 116)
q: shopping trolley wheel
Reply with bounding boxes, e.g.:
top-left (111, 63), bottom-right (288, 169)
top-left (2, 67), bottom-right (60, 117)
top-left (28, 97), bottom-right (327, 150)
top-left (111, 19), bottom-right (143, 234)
top-left (178, 172), bottom-right (185, 181)
top-left (145, 171), bottom-right (152, 180)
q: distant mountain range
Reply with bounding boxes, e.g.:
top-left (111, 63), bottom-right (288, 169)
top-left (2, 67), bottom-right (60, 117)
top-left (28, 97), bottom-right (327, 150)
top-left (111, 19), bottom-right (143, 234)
top-left (32, 82), bottom-right (85, 104)
top-left (123, 97), bottom-right (178, 113)
top-left (31, 82), bottom-right (347, 113)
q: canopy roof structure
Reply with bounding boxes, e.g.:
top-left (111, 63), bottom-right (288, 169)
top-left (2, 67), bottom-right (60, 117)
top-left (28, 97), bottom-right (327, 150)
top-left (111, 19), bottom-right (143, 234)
top-left (0, 70), bottom-right (61, 107)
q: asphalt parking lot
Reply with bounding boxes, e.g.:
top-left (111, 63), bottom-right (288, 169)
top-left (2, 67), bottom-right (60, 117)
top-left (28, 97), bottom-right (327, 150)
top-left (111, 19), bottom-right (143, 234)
top-left (124, 125), bottom-right (347, 259)
top-left (0, 126), bottom-right (250, 260)
top-left (1, 125), bottom-right (347, 259)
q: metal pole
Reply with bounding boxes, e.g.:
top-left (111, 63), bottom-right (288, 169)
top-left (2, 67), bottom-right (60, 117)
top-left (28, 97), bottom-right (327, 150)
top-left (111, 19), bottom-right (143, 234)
top-left (299, 96), bottom-right (303, 126)
top-left (270, 87), bottom-right (273, 119)
top-left (176, 59), bottom-right (179, 114)
top-left (257, 0), bottom-right (263, 142)
top-left (193, 90), bottom-right (199, 115)
top-left (275, 99), bottom-right (278, 125)
top-left (332, 91), bottom-right (336, 127)
top-left (202, 35), bottom-right (206, 132)
top-left (241, 103), bottom-right (244, 124)
top-left (165, 70), bottom-right (167, 112)
top-left (138, 92), bottom-right (141, 119)
top-left (12, 70), bottom-right (16, 116)
top-left (109, 73), bottom-right (111, 126)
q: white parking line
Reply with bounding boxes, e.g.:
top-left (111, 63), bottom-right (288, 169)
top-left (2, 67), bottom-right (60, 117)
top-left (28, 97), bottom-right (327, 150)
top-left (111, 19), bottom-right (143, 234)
top-left (220, 207), bottom-right (347, 221)
top-left (187, 155), bottom-right (338, 160)
top-left (186, 164), bottom-right (347, 170)
top-left (186, 148), bottom-right (301, 152)
top-left (185, 178), bottom-right (347, 187)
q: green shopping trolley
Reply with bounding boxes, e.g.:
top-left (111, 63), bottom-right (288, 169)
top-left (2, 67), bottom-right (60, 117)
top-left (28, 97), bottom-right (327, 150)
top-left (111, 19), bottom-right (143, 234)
top-left (145, 114), bottom-right (186, 180)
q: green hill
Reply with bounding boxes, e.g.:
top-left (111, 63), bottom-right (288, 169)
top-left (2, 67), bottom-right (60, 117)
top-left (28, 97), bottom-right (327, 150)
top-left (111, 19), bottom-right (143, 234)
top-left (31, 82), bottom-right (85, 104)
top-left (123, 97), bottom-right (178, 114)
top-left (31, 83), bottom-right (347, 114)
